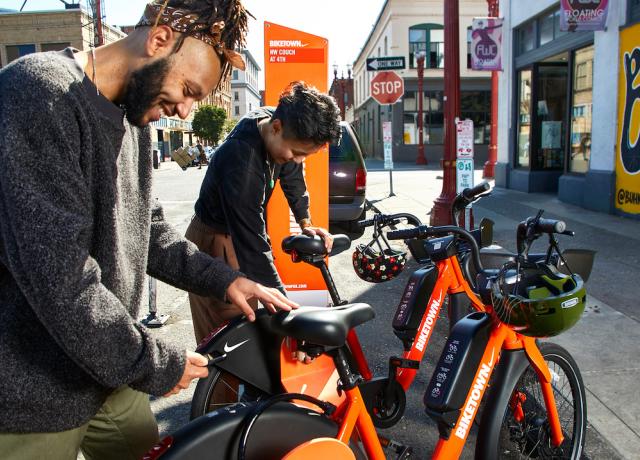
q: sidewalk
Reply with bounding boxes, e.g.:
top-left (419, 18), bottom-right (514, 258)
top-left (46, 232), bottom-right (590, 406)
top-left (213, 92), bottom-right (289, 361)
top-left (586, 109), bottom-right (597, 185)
top-left (364, 160), bottom-right (640, 459)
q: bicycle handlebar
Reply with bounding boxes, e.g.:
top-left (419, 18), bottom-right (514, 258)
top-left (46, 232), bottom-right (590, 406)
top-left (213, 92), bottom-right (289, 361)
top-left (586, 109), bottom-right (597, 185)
top-left (462, 181), bottom-right (491, 200)
top-left (358, 212), bottom-right (423, 229)
top-left (452, 181), bottom-right (491, 225)
top-left (516, 213), bottom-right (569, 255)
top-left (388, 225), bottom-right (484, 275)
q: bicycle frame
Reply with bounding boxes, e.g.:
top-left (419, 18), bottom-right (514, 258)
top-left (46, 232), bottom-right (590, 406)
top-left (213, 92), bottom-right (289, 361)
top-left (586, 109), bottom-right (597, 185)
top-left (278, 252), bottom-right (486, 407)
top-left (284, 318), bottom-right (565, 460)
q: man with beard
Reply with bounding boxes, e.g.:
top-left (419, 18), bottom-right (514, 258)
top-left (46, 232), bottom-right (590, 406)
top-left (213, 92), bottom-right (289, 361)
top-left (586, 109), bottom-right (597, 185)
top-left (0, 1), bottom-right (297, 459)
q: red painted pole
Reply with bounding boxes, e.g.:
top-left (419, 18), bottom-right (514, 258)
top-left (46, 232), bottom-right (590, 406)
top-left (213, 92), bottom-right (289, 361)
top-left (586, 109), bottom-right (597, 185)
top-left (430, 0), bottom-right (460, 226)
top-left (416, 54), bottom-right (427, 165)
top-left (483, 0), bottom-right (499, 178)
top-left (95, 0), bottom-right (104, 46)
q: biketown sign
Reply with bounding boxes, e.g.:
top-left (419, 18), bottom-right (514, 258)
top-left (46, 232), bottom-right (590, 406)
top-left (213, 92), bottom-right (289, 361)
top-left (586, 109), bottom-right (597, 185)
top-left (370, 71), bottom-right (404, 105)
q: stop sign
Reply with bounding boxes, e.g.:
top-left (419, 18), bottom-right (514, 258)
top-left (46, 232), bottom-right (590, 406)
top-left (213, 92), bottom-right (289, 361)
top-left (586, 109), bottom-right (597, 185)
top-left (370, 71), bottom-right (404, 105)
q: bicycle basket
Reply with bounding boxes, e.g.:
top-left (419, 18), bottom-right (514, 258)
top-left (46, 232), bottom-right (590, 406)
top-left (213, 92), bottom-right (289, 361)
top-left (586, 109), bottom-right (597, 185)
top-left (490, 262), bottom-right (586, 337)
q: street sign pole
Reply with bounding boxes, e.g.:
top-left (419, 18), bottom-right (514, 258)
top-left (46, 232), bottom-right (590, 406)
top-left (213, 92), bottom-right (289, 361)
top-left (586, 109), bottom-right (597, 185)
top-left (383, 120), bottom-right (395, 197)
top-left (455, 118), bottom-right (475, 230)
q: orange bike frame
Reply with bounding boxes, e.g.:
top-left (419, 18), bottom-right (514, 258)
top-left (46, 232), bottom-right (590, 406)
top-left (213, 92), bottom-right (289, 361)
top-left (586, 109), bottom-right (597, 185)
top-left (395, 256), bottom-right (485, 391)
top-left (429, 325), bottom-right (565, 458)
top-left (340, 323), bottom-right (565, 459)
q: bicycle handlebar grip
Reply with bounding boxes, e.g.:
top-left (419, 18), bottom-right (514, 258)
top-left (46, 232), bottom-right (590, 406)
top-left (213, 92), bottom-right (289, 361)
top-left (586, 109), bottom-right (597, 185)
top-left (358, 218), bottom-right (375, 228)
top-left (387, 227), bottom-right (419, 240)
top-left (462, 181), bottom-right (491, 200)
top-left (535, 218), bottom-right (566, 234)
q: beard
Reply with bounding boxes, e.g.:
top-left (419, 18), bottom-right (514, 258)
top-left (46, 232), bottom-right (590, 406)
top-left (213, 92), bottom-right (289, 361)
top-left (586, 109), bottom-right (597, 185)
top-left (122, 57), bottom-right (172, 127)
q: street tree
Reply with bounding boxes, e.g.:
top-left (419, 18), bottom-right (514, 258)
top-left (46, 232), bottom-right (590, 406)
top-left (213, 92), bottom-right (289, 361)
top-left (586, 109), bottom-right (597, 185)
top-left (222, 118), bottom-right (238, 138)
top-left (192, 105), bottom-right (227, 145)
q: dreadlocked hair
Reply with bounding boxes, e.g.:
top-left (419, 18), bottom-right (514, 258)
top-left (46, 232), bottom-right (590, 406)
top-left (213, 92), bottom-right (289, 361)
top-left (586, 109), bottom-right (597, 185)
top-left (165, 0), bottom-right (251, 79)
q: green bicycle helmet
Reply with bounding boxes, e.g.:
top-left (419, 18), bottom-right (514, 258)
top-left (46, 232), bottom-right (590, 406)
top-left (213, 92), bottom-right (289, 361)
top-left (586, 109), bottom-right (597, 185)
top-left (491, 263), bottom-right (586, 338)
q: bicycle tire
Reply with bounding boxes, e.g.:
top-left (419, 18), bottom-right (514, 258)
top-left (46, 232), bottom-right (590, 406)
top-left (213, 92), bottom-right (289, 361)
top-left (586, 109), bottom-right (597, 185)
top-left (476, 342), bottom-right (587, 459)
top-left (164, 402), bottom-right (366, 460)
top-left (190, 369), bottom-right (267, 420)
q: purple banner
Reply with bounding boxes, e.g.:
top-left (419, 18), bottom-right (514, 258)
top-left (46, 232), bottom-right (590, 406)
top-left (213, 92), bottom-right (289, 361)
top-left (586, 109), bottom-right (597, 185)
top-left (560, 0), bottom-right (609, 32)
top-left (471, 17), bottom-right (502, 71)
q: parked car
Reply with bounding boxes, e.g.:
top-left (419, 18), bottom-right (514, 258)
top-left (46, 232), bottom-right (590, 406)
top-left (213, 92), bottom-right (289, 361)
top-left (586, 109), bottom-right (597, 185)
top-left (329, 122), bottom-right (367, 234)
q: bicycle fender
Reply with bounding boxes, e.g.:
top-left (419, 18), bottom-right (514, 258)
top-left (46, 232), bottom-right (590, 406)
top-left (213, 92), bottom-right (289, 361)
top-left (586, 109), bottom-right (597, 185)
top-left (196, 309), bottom-right (283, 394)
top-left (474, 348), bottom-right (529, 459)
top-left (156, 402), bottom-right (343, 460)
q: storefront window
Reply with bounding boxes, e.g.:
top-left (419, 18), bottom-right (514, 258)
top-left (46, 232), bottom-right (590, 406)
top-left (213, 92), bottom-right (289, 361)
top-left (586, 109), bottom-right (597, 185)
top-left (535, 63), bottom-right (568, 170)
top-left (569, 45), bottom-right (594, 173)
top-left (403, 90), bottom-right (444, 144)
top-left (403, 90), bottom-right (488, 145)
top-left (517, 70), bottom-right (532, 168)
top-left (461, 91), bottom-right (491, 144)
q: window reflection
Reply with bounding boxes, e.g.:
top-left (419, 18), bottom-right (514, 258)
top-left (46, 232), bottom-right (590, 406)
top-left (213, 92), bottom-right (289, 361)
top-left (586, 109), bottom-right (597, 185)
top-left (570, 45), bottom-right (594, 173)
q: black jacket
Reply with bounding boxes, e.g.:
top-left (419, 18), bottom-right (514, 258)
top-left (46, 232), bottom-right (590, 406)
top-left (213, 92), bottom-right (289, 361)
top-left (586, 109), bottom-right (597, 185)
top-left (195, 108), bottom-right (310, 291)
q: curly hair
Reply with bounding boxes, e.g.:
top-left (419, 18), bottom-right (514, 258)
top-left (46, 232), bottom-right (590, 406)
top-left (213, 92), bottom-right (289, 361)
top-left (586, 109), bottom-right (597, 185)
top-left (164, 0), bottom-right (251, 79)
top-left (272, 82), bottom-right (342, 146)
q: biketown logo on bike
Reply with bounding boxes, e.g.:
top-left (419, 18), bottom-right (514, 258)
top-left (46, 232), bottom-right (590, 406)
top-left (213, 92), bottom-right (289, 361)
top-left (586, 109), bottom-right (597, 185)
top-left (617, 188), bottom-right (640, 206)
top-left (415, 297), bottom-right (442, 352)
top-left (455, 350), bottom-right (495, 440)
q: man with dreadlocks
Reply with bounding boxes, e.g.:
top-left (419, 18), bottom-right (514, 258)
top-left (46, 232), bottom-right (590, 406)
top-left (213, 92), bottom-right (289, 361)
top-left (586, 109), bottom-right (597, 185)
top-left (0, 1), bottom-right (297, 458)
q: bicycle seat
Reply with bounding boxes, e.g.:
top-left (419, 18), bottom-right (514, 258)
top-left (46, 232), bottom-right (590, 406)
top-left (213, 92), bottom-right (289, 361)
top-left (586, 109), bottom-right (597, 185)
top-left (270, 303), bottom-right (374, 347)
top-left (282, 234), bottom-right (351, 258)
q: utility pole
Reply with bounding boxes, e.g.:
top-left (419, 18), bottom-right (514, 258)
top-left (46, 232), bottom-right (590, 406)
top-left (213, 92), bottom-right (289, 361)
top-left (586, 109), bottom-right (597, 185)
top-left (483, 0), bottom-right (499, 178)
top-left (430, 0), bottom-right (460, 226)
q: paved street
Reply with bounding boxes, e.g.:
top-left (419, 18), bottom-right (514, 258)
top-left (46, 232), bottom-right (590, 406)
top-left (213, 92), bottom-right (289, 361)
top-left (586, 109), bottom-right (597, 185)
top-left (143, 159), bottom-right (636, 459)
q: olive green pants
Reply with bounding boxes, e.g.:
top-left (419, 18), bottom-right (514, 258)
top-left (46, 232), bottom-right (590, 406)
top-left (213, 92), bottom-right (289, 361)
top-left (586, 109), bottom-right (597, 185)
top-left (0, 386), bottom-right (159, 460)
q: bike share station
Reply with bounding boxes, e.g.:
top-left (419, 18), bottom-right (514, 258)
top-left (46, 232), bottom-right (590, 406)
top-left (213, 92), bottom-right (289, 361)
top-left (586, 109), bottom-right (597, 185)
top-left (142, 11), bottom-right (595, 460)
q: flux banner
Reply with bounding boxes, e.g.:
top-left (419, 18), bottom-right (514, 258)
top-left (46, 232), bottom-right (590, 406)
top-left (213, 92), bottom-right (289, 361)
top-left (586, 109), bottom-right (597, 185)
top-left (471, 17), bottom-right (502, 71)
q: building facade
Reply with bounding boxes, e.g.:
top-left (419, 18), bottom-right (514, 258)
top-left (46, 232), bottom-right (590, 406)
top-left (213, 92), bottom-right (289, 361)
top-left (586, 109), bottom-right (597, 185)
top-left (329, 67), bottom-right (355, 121)
top-left (0, 7), bottom-right (125, 66)
top-left (0, 7), bottom-right (209, 162)
top-left (231, 49), bottom-right (261, 119)
top-left (352, 0), bottom-right (492, 163)
top-left (496, 0), bottom-right (640, 218)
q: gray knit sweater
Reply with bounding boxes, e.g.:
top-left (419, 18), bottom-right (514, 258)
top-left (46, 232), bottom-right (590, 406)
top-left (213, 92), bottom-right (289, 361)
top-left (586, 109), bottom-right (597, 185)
top-left (0, 49), bottom-right (242, 432)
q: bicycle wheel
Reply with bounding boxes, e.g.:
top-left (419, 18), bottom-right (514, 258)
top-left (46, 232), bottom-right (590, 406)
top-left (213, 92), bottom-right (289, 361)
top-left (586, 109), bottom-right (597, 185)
top-left (190, 369), bottom-right (267, 419)
top-left (477, 342), bottom-right (586, 459)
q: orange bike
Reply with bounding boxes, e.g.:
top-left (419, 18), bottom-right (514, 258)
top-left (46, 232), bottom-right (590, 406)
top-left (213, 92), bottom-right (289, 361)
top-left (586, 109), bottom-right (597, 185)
top-left (145, 187), bottom-right (588, 460)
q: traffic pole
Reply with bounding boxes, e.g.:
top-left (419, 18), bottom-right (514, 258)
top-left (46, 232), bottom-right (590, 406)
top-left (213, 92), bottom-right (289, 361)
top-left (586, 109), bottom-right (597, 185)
top-left (483, 0), bottom-right (499, 178)
top-left (430, 0), bottom-right (460, 226)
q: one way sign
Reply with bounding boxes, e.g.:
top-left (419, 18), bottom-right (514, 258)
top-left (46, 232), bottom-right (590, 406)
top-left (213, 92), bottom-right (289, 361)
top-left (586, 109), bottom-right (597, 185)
top-left (366, 56), bottom-right (406, 71)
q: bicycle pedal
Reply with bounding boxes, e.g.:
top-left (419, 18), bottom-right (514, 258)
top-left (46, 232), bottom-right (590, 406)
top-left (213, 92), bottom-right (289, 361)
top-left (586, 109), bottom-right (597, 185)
top-left (379, 436), bottom-right (413, 458)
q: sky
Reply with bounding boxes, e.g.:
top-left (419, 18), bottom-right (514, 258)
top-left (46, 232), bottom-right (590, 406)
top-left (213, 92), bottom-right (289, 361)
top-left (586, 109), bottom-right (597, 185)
top-left (5, 0), bottom-right (387, 87)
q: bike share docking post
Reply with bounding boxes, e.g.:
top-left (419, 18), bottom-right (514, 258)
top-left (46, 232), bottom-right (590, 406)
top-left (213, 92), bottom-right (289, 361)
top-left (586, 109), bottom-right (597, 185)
top-left (140, 276), bottom-right (170, 328)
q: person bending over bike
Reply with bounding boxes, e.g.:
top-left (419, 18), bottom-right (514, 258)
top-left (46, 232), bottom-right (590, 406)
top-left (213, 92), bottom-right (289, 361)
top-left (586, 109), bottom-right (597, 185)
top-left (186, 82), bottom-right (342, 343)
top-left (0, 1), bottom-right (297, 459)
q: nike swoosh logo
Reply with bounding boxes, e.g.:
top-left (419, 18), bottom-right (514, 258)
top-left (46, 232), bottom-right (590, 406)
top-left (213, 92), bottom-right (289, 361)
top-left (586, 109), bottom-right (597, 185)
top-left (223, 339), bottom-right (250, 353)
